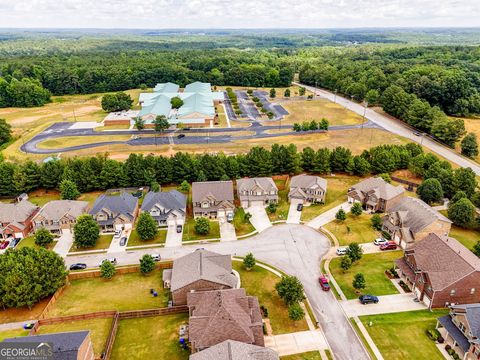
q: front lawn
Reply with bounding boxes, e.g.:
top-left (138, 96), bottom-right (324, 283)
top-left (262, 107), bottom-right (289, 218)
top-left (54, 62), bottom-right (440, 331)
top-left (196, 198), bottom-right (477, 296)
top-left (268, 188), bottom-right (290, 222)
top-left (359, 310), bottom-right (448, 360)
top-left (111, 314), bottom-right (189, 360)
top-left (47, 269), bottom-right (167, 317)
top-left (128, 229), bottom-right (167, 247)
top-left (69, 234), bottom-right (113, 252)
top-left (324, 214), bottom-right (377, 246)
top-left (182, 217), bottom-right (220, 241)
top-left (232, 262), bottom-right (309, 334)
top-left (0, 329), bottom-right (29, 342)
top-left (330, 251), bottom-right (401, 299)
top-left (449, 225), bottom-right (480, 250)
top-left (16, 236), bottom-right (57, 250)
top-left (280, 351), bottom-right (323, 360)
top-left (233, 208), bottom-right (256, 236)
top-left (37, 318), bottom-right (112, 358)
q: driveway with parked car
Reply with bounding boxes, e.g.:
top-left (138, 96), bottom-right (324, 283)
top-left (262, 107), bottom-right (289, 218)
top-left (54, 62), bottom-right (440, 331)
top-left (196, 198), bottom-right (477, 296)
top-left (245, 205), bottom-right (272, 233)
top-left (219, 217), bottom-right (237, 241)
top-left (340, 293), bottom-right (427, 317)
top-left (286, 199), bottom-right (302, 224)
top-left (107, 229), bottom-right (129, 253)
top-left (165, 219), bottom-right (184, 247)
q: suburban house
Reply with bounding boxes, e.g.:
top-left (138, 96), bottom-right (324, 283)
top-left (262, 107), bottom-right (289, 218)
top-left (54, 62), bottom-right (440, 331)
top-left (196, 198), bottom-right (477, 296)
top-left (165, 249), bottom-right (237, 305)
top-left (347, 177), bottom-right (405, 212)
top-left (288, 174), bottom-right (327, 205)
top-left (0, 199), bottom-right (39, 240)
top-left (141, 190), bottom-right (187, 227)
top-left (437, 304), bottom-right (480, 360)
top-left (382, 196), bottom-right (452, 248)
top-left (137, 81), bottom-right (224, 128)
top-left (89, 192), bottom-right (138, 232)
top-left (33, 200), bottom-right (89, 234)
top-left (187, 288), bottom-right (264, 353)
top-left (3, 331), bottom-right (94, 360)
top-left (237, 177), bottom-right (279, 208)
top-left (395, 233), bottom-right (480, 309)
top-left (103, 110), bottom-right (139, 126)
top-left (192, 181), bottom-right (235, 219)
top-left (190, 339), bottom-right (279, 360)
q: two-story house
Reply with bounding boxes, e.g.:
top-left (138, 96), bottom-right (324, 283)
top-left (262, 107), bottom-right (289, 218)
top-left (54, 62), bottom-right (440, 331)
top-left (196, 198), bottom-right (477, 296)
top-left (190, 340), bottom-right (279, 360)
top-left (437, 304), bottom-right (480, 360)
top-left (140, 190), bottom-right (186, 227)
top-left (347, 177), bottom-right (405, 212)
top-left (33, 200), bottom-right (89, 234)
top-left (395, 233), bottom-right (480, 309)
top-left (89, 192), bottom-right (138, 232)
top-left (288, 174), bottom-right (327, 205)
top-left (192, 181), bottom-right (235, 219)
top-left (0, 199), bottom-right (39, 240)
top-left (237, 177), bottom-right (278, 208)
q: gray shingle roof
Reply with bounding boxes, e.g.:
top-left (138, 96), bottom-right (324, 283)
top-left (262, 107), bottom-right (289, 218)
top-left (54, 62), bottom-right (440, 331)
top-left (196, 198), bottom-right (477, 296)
top-left (237, 177), bottom-right (277, 193)
top-left (171, 249), bottom-right (237, 291)
top-left (350, 177), bottom-right (404, 201)
top-left (89, 192), bottom-right (137, 221)
top-left (0, 200), bottom-right (38, 223)
top-left (190, 340), bottom-right (279, 360)
top-left (290, 174), bottom-right (327, 192)
top-left (36, 200), bottom-right (88, 221)
top-left (192, 181), bottom-right (234, 203)
top-left (141, 190), bottom-right (186, 215)
top-left (438, 315), bottom-right (470, 352)
top-left (451, 303), bottom-right (480, 339)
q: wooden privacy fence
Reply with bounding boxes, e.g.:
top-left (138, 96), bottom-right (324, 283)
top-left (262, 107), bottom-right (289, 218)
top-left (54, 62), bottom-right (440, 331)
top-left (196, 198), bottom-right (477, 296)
top-left (118, 306), bottom-right (188, 320)
top-left (390, 176), bottom-right (420, 191)
top-left (102, 312), bottom-right (120, 360)
top-left (67, 262), bottom-right (173, 281)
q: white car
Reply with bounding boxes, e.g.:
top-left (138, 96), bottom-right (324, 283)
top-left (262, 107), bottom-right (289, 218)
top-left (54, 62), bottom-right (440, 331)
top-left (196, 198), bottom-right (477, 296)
top-left (374, 238), bottom-right (388, 246)
top-left (151, 253), bottom-right (161, 262)
top-left (336, 247), bottom-right (348, 256)
top-left (99, 258), bottom-right (117, 267)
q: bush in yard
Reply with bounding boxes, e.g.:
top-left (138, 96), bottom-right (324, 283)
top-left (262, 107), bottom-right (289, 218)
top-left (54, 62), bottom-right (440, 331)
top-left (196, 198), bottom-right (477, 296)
top-left (260, 305), bottom-right (269, 318)
top-left (243, 253), bottom-right (256, 270)
top-left (247, 89), bottom-right (253, 95)
top-left (351, 202), bottom-right (363, 216)
top-left (288, 303), bottom-right (305, 321)
top-left (178, 180), bottom-right (190, 193)
top-left (340, 255), bottom-right (352, 272)
top-left (100, 261), bottom-right (116, 279)
top-left (426, 328), bottom-right (440, 341)
top-left (73, 214), bottom-right (100, 248)
top-left (448, 198), bottom-right (476, 228)
top-left (243, 211), bottom-right (252, 222)
top-left (0, 247), bottom-right (67, 309)
top-left (34, 227), bottom-right (54, 247)
top-left (136, 213), bottom-right (158, 241)
top-left (371, 214), bottom-right (382, 230)
top-left (140, 254), bottom-right (155, 274)
top-left (284, 88), bottom-right (290, 97)
top-left (275, 275), bottom-right (305, 306)
top-left (299, 87), bottom-right (306, 96)
top-left (194, 217), bottom-right (210, 235)
top-left (293, 123), bottom-right (301, 132)
top-left (269, 88), bottom-right (276, 98)
top-left (352, 273), bottom-right (366, 291)
top-left (348, 242), bottom-right (363, 262)
top-left (378, 173), bottom-right (391, 183)
top-left (59, 179), bottom-right (80, 200)
top-left (266, 202), bottom-right (278, 214)
top-left (319, 118), bottom-right (329, 130)
top-left (335, 208), bottom-right (347, 222)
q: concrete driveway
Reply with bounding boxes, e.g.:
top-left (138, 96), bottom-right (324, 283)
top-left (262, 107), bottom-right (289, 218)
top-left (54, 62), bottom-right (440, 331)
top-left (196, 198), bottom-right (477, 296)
top-left (340, 293), bottom-right (427, 317)
top-left (286, 199), bottom-right (302, 224)
top-left (307, 202), bottom-right (352, 229)
top-left (107, 230), bottom-right (129, 253)
top-left (265, 330), bottom-right (328, 356)
top-left (219, 218), bottom-right (237, 241)
top-left (53, 229), bottom-right (74, 257)
top-left (165, 219), bottom-right (184, 247)
top-left (245, 205), bottom-right (272, 233)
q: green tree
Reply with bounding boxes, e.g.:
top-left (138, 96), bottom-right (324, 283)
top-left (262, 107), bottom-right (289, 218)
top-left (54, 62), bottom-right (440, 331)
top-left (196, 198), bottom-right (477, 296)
top-left (140, 254), bottom-right (155, 274)
top-left (340, 255), bottom-right (352, 272)
top-left (73, 214), bottom-right (100, 248)
top-left (284, 88), bottom-right (291, 97)
top-left (352, 273), bottom-right (366, 291)
top-left (34, 227), bottom-right (54, 248)
top-left (136, 212), bottom-right (158, 241)
top-left (335, 208), bottom-right (346, 222)
top-left (275, 275), bottom-right (305, 306)
top-left (299, 87), bottom-right (306, 96)
top-left (134, 117), bottom-right (145, 131)
top-left (351, 202), bottom-right (363, 216)
top-left (269, 88), bottom-right (276, 98)
top-left (178, 180), bottom-right (190, 193)
top-left (194, 217), bottom-right (210, 235)
top-left (371, 214), bottom-right (382, 230)
top-left (319, 118), bottom-right (329, 130)
top-left (288, 303), bottom-right (305, 321)
top-left (170, 96), bottom-right (184, 109)
top-left (100, 261), bottom-right (116, 279)
top-left (471, 192), bottom-right (480, 208)
top-left (448, 198), bottom-right (476, 228)
top-left (417, 178), bottom-right (443, 204)
top-left (454, 168), bottom-right (477, 198)
top-left (154, 115), bottom-right (170, 134)
top-left (101, 92), bottom-right (133, 112)
top-left (473, 242), bottom-right (480, 258)
top-left (450, 191), bottom-right (467, 205)
top-left (150, 181), bottom-right (160, 192)
top-left (348, 242), bottom-right (363, 262)
top-left (243, 253), bottom-right (256, 270)
top-left (59, 179), bottom-right (80, 200)
top-left (0, 119), bottom-right (12, 146)
top-left (365, 89), bottom-right (380, 104)
top-left (293, 123), bottom-right (301, 132)
top-left (461, 133), bottom-right (479, 158)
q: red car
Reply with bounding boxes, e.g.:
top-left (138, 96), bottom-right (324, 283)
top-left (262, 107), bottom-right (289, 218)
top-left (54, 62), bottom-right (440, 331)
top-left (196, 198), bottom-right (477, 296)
top-left (318, 275), bottom-right (331, 291)
top-left (380, 241), bottom-right (397, 251)
top-left (0, 241), bottom-right (10, 250)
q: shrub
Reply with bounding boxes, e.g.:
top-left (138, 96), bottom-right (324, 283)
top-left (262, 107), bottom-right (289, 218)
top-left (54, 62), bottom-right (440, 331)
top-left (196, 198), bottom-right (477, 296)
top-left (100, 261), bottom-right (116, 279)
top-left (243, 253), bottom-right (256, 270)
top-left (445, 345), bottom-right (451, 351)
top-left (288, 303), bottom-right (305, 321)
top-left (194, 217), bottom-right (210, 235)
top-left (140, 254), bottom-right (155, 274)
top-left (260, 305), bottom-right (269, 318)
top-left (426, 328), bottom-right (440, 341)
top-left (266, 202), bottom-right (278, 214)
top-left (381, 231), bottom-right (391, 240)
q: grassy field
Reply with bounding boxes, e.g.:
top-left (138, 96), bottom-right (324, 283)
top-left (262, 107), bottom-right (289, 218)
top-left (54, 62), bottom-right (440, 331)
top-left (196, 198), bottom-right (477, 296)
top-left (301, 175), bottom-right (362, 222)
top-left (27, 189), bottom-right (61, 207)
top-left (0, 298), bottom-right (50, 324)
top-left (0, 328), bottom-right (29, 341)
top-left (233, 208), bottom-right (256, 236)
top-left (330, 251), bottom-right (401, 299)
top-left (37, 135), bottom-right (132, 149)
top-left (47, 269), bottom-right (167, 317)
top-left (37, 318), bottom-right (112, 358)
top-left (449, 225), bottom-right (480, 250)
top-left (182, 216), bottom-right (221, 241)
top-left (360, 310), bottom-right (448, 360)
top-left (69, 234), bottom-right (113, 252)
top-left (324, 214), bottom-right (378, 246)
top-left (111, 314), bottom-right (189, 360)
top-left (128, 229), bottom-right (167, 246)
top-left (78, 191), bottom-right (103, 205)
top-left (232, 262), bottom-right (309, 334)
top-left (280, 351), bottom-right (323, 360)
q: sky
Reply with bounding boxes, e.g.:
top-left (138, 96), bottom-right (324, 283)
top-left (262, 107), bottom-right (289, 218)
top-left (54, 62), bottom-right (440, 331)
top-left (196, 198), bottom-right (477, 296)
top-left (0, 0), bottom-right (479, 29)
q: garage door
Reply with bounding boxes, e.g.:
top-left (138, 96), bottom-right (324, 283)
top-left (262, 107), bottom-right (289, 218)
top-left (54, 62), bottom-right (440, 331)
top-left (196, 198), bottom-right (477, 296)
top-left (249, 200), bottom-right (265, 208)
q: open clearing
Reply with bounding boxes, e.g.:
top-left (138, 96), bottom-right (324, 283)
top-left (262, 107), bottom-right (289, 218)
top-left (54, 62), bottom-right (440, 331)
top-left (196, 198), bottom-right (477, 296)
top-left (128, 229), bottom-right (167, 246)
top-left (37, 135), bottom-right (132, 149)
top-left (0, 298), bottom-right (50, 324)
top-left (69, 234), bottom-right (113, 252)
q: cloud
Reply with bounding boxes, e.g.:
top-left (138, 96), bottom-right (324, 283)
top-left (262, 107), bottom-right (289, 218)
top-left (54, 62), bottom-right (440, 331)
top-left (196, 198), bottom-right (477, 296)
top-left (0, 0), bottom-right (478, 28)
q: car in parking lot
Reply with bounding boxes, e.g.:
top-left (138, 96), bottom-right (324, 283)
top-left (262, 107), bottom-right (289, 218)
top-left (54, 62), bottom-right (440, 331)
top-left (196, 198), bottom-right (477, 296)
top-left (69, 263), bottom-right (87, 271)
top-left (380, 241), bottom-right (398, 251)
top-left (99, 258), bottom-right (117, 267)
top-left (359, 294), bottom-right (379, 304)
top-left (119, 237), bottom-right (127, 246)
top-left (176, 225), bottom-right (183, 233)
top-left (151, 253), bottom-right (161, 262)
top-left (318, 275), bottom-right (331, 291)
top-left (0, 241), bottom-right (10, 250)
top-left (374, 238), bottom-right (388, 246)
top-left (177, 134), bottom-right (185, 139)
top-left (297, 203), bottom-right (303, 211)
top-left (336, 247), bottom-right (349, 256)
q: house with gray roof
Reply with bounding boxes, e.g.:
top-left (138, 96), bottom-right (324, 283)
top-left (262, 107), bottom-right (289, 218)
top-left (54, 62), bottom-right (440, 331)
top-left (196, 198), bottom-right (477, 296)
top-left (382, 196), bottom-right (452, 248)
top-left (33, 200), bottom-right (89, 234)
top-left (437, 304), bottom-right (480, 360)
top-left (187, 288), bottom-right (264, 353)
top-left (169, 249), bottom-right (237, 305)
top-left (0, 199), bottom-right (39, 240)
top-left (3, 330), bottom-right (94, 360)
top-left (192, 181), bottom-right (235, 219)
top-left (190, 340), bottom-right (279, 360)
top-left (89, 192), bottom-right (138, 232)
top-left (348, 177), bottom-right (405, 212)
top-left (141, 190), bottom-right (186, 227)
top-left (237, 177), bottom-right (278, 208)
top-left (288, 174), bottom-right (327, 205)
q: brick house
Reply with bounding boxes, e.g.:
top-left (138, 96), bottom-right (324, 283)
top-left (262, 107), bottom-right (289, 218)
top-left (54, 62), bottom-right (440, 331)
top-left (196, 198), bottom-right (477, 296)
top-left (288, 174), bottom-right (327, 205)
top-left (237, 177), bottom-right (278, 208)
top-left (187, 288), bottom-right (264, 353)
top-left (89, 192), bottom-right (139, 232)
top-left (168, 249), bottom-right (237, 305)
top-left (0, 199), bottom-right (39, 240)
top-left (347, 177), bottom-right (405, 212)
top-left (189, 339), bottom-right (279, 360)
top-left (382, 197), bottom-right (452, 248)
top-left (192, 181), bottom-right (235, 219)
top-left (395, 233), bottom-right (480, 309)
top-left (33, 200), bottom-right (89, 234)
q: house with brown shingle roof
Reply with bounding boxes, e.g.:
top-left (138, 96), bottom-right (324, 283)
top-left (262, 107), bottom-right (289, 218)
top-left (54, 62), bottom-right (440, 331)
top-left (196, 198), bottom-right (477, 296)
top-left (395, 233), bottom-right (480, 309)
top-left (33, 200), bottom-right (89, 235)
top-left (189, 340), bottom-right (279, 360)
top-left (192, 181), bottom-right (235, 219)
top-left (0, 199), bottom-right (39, 240)
top-left (288, 174), bottom-right (327, 205)
top-left (237, 177), bottom-right (278, 208)
top-left (347, 177), bottom-right (405, 212)
top-left (168, 249), bottom-right (238, 305)
top-left (187, 288), bottom-right (264, 353)
top-left (382, 197), bottom-right (452, 248)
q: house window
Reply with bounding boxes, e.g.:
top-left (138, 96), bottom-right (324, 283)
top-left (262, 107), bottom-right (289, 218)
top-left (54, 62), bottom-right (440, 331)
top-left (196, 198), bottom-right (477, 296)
top-left (472, 288), bottom-right (476, 295)
top-left (450, 289), bottom-right (456, 296)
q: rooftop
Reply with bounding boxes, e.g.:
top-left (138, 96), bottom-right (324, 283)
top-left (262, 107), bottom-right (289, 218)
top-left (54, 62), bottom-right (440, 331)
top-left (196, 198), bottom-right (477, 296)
top-left (36, 200), bottom-right (88, 221)
top-left (192, 181), bottom-right (234, 203)
top-left (349, 177), bottom-right (405, 200)
top-left (189, 340), bottom-right (279, 360)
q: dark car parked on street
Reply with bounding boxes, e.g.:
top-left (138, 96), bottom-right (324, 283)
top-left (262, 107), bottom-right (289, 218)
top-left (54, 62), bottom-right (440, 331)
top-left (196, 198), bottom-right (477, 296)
top-left (359, 294), bottom-right (379, 304)
top-left (120, 237), bottom-right (127, 246)
top-left (69, 263), bottom-right (87, 271)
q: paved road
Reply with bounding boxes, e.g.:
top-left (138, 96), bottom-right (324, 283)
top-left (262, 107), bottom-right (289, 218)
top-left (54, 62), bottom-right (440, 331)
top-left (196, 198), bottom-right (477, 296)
top-left (65, 224), bottom-right (369, 360)
top-left (295, 82), bottom-right (480, 175)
